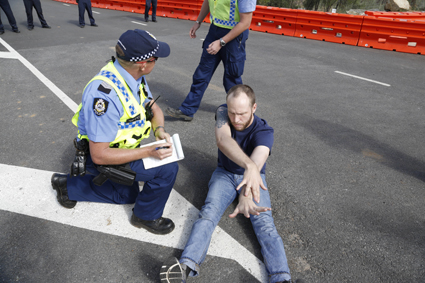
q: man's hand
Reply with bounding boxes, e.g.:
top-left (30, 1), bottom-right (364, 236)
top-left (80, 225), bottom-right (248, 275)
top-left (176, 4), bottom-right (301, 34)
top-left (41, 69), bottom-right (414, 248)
top-left (236, 163), bottom-right (267, 203)
top-left (148, 143), bottom-right (173, 160)
top-left (207, 40), bottom-right (221, 55)
top-left (229, 188), bottom-right (271, 218)
top-left (155, 128), bottom-right (171, 143)
top-left (189, 22), bottom-right (201, 38)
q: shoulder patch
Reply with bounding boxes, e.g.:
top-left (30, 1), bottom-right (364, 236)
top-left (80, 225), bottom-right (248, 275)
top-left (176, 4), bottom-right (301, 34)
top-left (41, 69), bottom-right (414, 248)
top-left (93, 98), bottom-right (109, 116)
top-left (98, 81), bottom-right (112, 94)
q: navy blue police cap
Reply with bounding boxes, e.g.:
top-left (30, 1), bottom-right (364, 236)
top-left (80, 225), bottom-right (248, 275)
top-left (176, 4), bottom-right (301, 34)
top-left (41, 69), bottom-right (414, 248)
top-left (117, 29), bottom-right (170, 62)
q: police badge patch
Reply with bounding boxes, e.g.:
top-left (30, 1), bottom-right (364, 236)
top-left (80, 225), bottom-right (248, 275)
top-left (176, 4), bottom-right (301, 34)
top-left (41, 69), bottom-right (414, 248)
top-left (93, 98), bottom-right (109, 116)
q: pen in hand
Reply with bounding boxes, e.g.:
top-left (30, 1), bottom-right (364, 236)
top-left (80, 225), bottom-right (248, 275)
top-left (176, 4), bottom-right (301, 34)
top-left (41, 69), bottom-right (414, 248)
top-left (155, 146), bottom-right (170, 150)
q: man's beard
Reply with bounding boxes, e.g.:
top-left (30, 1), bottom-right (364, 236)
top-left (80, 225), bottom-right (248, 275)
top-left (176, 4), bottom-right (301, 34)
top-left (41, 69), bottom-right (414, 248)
top-left (231, 112), bottom-right (253, 131)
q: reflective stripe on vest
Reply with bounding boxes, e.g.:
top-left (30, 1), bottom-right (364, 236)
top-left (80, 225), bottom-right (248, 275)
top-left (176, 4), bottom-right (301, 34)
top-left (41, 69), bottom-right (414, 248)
top-left (72, 61), bottom-right (151, 149)
top-left (99, 70), bottom-right (137, 116)
top-left (209, 0), bottom-right (240, 29)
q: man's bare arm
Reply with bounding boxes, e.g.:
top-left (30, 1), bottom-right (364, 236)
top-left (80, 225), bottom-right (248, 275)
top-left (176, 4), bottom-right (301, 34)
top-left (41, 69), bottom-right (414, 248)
top-left (189, 0), bottom-right (210, 38)
top-left (215, 106), bottom-right (267, 202)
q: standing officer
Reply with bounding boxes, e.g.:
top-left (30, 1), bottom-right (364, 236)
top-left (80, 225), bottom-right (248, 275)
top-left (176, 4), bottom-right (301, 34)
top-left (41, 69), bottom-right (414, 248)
top-left (166, 0), bottom-right (256, 121)
top-left (144, 0), bottom-right (157, 22)
top-left (76, 0), bottom-right (97, 28)
top-left (23, 0), bottom-right (51, 30)
top-left (0, 0), bottom-right (20, 34)
top-left (51, 29), bottom-right (179, 235)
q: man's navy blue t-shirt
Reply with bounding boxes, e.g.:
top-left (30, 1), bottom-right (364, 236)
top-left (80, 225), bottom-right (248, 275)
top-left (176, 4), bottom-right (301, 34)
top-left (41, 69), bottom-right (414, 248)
top-left (217, 105), bottom-right (274, 175)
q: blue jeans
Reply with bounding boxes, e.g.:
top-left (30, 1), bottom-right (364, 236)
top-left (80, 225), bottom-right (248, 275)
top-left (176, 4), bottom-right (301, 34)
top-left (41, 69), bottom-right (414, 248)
top-left (180, 167), bottom-right (291, 283)
top-left (179, 24), bottom-right (248, 117)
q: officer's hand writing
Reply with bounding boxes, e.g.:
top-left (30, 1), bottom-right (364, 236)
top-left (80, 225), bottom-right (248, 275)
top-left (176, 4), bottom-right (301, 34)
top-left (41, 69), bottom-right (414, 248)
top-left (207, 40), bottom-right (221, 55)
top-left (155, 128), bottom-right (171, 143)
top-left (149, 143), bottom-right (173, 160)
top-left (235, 163), bottom-right (267, 203)
top-left (189, 22), bottom-right (201, 39)
top-left (229, 187), bottom-right (271, 218)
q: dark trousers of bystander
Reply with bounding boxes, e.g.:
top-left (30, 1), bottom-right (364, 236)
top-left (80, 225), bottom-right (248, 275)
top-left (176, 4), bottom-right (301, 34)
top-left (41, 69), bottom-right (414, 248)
top-left (0, 0), bottom-right (19, 32)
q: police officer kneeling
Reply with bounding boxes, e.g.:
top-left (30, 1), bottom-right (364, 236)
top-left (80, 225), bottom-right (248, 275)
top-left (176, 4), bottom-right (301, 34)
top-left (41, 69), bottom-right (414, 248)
top-left (51, 29), bottom-right (178, 235)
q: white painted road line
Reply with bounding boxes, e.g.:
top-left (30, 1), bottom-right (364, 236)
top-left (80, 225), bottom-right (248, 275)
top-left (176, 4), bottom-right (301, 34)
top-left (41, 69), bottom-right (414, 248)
top-left (63, 4), bottom-right (70, 6)
top-left (0, 51), bottom-right (19, 59)
top-left (335, 71), bottom-right (391, 87)
top-left (0, 164), bottom-right (268, 282)
top-left (0, 37), bottom-right (79, 113)
top-left (93, 11), bottom-right (100, 14)
top-left (131, 21), bottom-right (147, 26)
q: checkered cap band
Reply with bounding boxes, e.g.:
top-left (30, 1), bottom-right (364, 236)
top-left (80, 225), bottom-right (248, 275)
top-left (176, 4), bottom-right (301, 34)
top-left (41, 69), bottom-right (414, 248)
top-left (129, 42), bottom-right (160, 62)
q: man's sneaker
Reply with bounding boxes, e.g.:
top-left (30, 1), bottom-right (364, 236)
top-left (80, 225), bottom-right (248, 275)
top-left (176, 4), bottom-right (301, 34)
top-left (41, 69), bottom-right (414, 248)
top-left (160, 257), bottom-right (187, 283)
top-left (51, 173), bottom-right (77, 209)
top-left (279, 279), bottom-right (305, 283)
top-left (130, 213), bottom-right (175, 235)
top-left (166, 107), bottom-right (193, 121)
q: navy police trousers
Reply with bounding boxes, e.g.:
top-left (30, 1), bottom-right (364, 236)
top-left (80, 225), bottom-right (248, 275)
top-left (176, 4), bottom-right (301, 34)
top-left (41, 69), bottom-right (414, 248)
top-left (78, 0), bottom-right (95, 26)
top-left (179, 24), bottom-right (249, 117)
top-left (67, 155), bottom-right (178, 221)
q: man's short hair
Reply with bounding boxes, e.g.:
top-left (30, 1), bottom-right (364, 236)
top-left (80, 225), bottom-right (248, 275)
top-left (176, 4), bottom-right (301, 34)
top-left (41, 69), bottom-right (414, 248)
top-left (226, 84), bottom-right (256, 106)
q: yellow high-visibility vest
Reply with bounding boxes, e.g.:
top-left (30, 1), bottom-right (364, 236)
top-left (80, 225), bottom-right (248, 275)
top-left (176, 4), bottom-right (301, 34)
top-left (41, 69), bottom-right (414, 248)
top-left (72, 61), bottom-right (151, 149)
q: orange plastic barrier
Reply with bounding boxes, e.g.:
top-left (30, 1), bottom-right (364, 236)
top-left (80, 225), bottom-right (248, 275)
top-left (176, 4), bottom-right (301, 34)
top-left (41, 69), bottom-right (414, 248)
top-left (365, 11), bottom-right (425, 19)
top-left (158, 0), bottom-right (202, 21)
top-left (105, 0), bottom-right (145, 13)
top-left (358, 16), bottom-right (425, 54)
top-left (250, 6), bottom-right (297, 36)
top-left (294, 10), bottom-right (364, 46)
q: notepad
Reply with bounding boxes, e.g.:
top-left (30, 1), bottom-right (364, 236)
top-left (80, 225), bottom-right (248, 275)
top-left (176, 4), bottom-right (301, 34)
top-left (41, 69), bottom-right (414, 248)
top-left (140, 133), bottom-right (184, 169)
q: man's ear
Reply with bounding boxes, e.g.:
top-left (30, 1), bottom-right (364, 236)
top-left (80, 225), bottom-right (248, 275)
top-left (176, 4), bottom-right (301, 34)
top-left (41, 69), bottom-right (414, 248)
top-left (137, 61), bottom-right (147, 71)
top-left (252, 103), bottom-right (257, 113)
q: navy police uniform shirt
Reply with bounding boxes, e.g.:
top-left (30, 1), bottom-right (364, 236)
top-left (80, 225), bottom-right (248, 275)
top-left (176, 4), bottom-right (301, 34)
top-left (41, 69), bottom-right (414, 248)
top-left (77, 60), bottom-right (153, 143)
top-left (217, 104), bottom-right (274, 175)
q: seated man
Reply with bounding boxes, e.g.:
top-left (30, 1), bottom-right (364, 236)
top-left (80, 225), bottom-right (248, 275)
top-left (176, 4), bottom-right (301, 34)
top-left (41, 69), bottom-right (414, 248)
top-left (51, 29), bottom-right (178, 235)
top-left (161, 85), bottom-right (301, 282)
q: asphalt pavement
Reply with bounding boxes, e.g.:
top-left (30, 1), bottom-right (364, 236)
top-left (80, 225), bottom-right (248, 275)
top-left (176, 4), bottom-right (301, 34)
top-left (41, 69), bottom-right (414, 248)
top-left (0, 0), bottom-right (424, 282)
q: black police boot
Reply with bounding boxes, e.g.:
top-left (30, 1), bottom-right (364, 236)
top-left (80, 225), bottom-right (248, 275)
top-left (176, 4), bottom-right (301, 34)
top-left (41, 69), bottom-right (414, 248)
top-left (130, 213), bottom-right (175, 235)
top-left (51, 173), bottom-right (77, 209)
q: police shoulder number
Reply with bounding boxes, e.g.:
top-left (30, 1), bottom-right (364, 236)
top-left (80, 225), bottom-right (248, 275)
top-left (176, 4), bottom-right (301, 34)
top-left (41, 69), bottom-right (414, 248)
top-left (93, 98), bottom-right (109, 116)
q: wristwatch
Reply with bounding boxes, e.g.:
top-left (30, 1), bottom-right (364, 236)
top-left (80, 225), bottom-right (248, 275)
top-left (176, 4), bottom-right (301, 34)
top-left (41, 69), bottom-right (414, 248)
top-left (195, 20), bottom-right (201, 25)
top-left (220, 38), bottom-right (226, 47)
